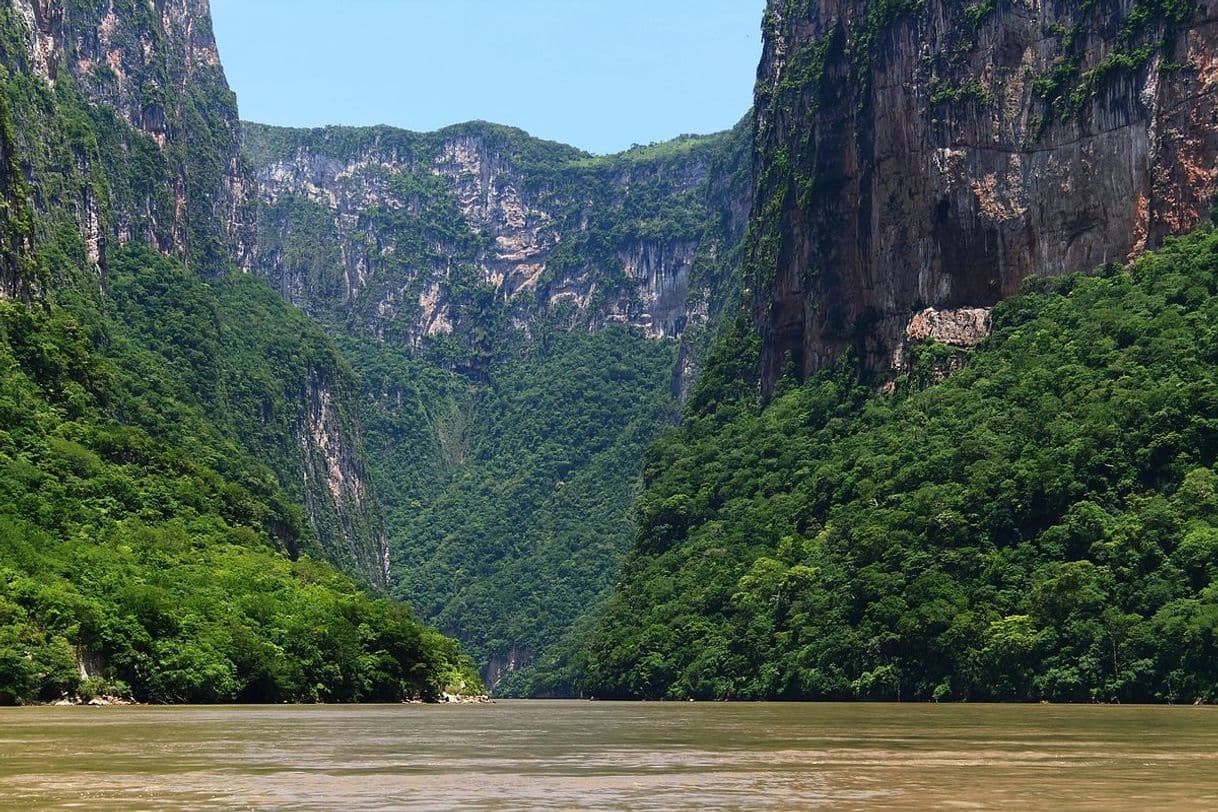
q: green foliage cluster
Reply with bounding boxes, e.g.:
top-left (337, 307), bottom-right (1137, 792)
top-left (0, 295), bottom-right (477, 704)
top-left (340, 328), bottom-right (679, 695)
top-left (928, 77), bottom-right (992, 106)
top-left (335, 335), bottom-right (471, 518)
top-left (583, 227), bottom-right (1218, 703)
top-left (0, 72), bottom-right (36, 294)
top-left (850, 0), bottom-right (926, 82)
top-left (963, 1), bottom-right (996, 27)
top-left (777, 35), bottom-right (836, 100)
top-left (103, 241), bottom-right (385, 583)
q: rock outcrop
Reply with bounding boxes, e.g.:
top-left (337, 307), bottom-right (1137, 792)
top-left (300, 372), bottom-right (389, 585)
top-left (749, 0), bottom-right (1218, 395)
top-left (245, 119), bottom-right (751, 360)
top-left (7, 0), bottom-right (251, 276)
top-left (485, 647), bottom-right (533, 689)
top-left (0, 1), bottom-right (386, 586)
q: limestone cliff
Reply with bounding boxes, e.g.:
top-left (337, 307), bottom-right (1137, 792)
top-left (299, 371), bottom-right (389, 585)
top-left (7, 0), bottom-right (251, 275)
top-left (750, 0), bottom-right (1218, 395)
top-left (0, 1), bottom-right (387, 586)
top-left (244, 119), bottom-right (751, 368)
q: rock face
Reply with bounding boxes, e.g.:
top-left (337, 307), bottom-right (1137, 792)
top-left (0, 1), bottom-right (386, 586)
top-left (484, 647), bottom-right (533, 690)
top-left (904, 307), bottom-right (993, 348)
top-left (750, 0), bottom-right (1218, 395)
top-left (244, 120), bottom-right (751, 359)
top-left (892, 306), bottom-right (993, 369)
top-left (8, 0), bottom-right (251, 276)
top-left (300, 373), bottom-right (389, 585)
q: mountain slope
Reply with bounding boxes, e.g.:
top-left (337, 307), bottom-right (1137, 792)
top-left (584, 225), bottom-right (1218, 702)
top-left (0, 0), bottom-right (477, 703)
top-left (0, 287), bottom-right (475, 704)
top-left (8, 0), bottom-right (251, 277)
top-left (0, 0), bottom-right (391, 583)
top-left (582, 0), bottom-right (1218, 702)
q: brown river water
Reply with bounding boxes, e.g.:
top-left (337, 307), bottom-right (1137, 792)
top-left (0, 701), bottom-right (1215, 809)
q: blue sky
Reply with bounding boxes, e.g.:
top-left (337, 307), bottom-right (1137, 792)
top-left (210, 0), bottom-right (764, 155)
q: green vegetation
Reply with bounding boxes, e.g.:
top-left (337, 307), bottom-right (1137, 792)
top-left (245, 118), bottom-right (752, 690)
top-left (343, 328), bottom-right (679, 695)
top-left (928, 78), bottom-right (992, 107)
top-left (583, 227), bottom-right (1218, 703)
top-left (0, 2), bottom-right (479, 704)
top-left (963, 0), bottom-right (996, 27)
top-left (104, 245), bottom-right (386, 583)
top-left (0, 292), bottom-right (478, 704)
top-left (0, 1), bottom-right (391, 580)
top-left (1032, 1), bottom-right (1197, 122)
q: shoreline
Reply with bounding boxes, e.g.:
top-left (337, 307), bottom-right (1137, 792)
top-left (33, 693), bottom-right (494, 708)
top-left (20, 697), bottom-right (1217, 709)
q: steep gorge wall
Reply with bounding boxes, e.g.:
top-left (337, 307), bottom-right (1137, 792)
top-left (245, 120), bottom-right (751, 362)
top-left (243, 121), bottom-right (753, 687)
top-left (8, 0), bottom-right (251, 275)
top-left (300, 370), bottom-right (389, 584)
top-left (750, 0), bottom-right (1218, 394)
top-left (0, 0), bottom-right (387, 585)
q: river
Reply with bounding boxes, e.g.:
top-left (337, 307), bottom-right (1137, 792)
top-left (0, 702), bottom-right (1215, 809)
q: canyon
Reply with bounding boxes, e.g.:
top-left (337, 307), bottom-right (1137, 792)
top-left (5, 0), bottom-right (1218, 704)
top-left (241, 119), bottom-right (751, 688)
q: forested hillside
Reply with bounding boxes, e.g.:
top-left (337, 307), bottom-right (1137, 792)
top-left (361, 328), bottom-right (678, 695)
top-left (584, 227), bottom-right (1218, 702)
top-left (244, 119), bottom-right (752, 690)
top-left (0, 1), bottom-right (477, 704)
top-left (577, 0), bottom-right (1218, 702)
top-left (0, 286), bottom-right (475, 703)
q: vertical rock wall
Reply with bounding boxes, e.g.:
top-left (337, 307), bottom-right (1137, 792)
top-left (9, 0), bottom-right (251, 275)
top-left (0, 0), bottom-right (387, 586)
top-left (750, 0), bottom-right (1218, 394)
